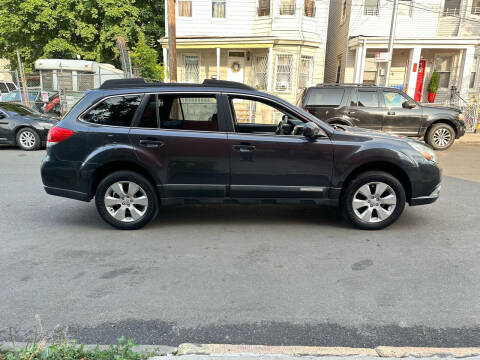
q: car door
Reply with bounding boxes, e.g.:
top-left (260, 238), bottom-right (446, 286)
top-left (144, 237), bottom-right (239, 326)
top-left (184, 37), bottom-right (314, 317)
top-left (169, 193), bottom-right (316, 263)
top-left (129, 92), bottom-right (230, 199)
top-left (347, 89), bottom-right (384, 130)
top-left (381, 90), bottom-right (423, 135)
top-left (226, 94), bottom-right (333, 199)
top-left (0, 109), bottom-right (11, 143)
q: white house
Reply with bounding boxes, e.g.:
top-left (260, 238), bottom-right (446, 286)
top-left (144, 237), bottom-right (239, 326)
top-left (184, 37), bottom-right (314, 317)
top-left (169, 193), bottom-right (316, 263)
top-left (325, 0), bottom-right (480, 103)
top-left (160, 0), bottom-right (330, 103)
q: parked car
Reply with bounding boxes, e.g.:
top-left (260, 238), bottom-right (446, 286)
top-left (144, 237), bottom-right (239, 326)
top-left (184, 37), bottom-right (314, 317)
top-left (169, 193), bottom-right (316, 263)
top-left (0, 80), bottom-right (17, 94)
top-left (1, 90), bottom-right (45, 112)
top-left (41, 78), bottom-right (441, 230)
top-left (299, 84), bottom-right (466, 150)
top-left (0, 102), bottom-right (58, 150)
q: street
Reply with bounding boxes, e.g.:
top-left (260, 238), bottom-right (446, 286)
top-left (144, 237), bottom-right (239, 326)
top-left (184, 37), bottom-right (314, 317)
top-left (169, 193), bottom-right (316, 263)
top-left (1, 143), bottom-right (480, 347)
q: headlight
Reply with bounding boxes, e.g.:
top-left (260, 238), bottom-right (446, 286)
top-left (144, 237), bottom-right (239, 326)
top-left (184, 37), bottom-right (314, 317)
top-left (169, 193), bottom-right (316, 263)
top-left (458, 113), bottom-right (464, 122)
top-left (409, 142), bottom-right (437, 163)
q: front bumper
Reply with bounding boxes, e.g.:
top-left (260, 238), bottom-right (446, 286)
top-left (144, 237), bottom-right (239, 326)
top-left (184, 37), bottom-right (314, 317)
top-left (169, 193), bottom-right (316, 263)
top-left (457, 122), bottom-right (466, 138)
top-left (409, 184), bottom-right (441, 206)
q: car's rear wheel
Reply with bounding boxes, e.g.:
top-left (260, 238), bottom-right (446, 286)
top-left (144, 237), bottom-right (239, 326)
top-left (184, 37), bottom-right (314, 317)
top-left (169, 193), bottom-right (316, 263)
top-left (95, 171), bottom-right (158, 230)
top-left (16, 128), bottom-right (41, 151)
top-left (341, 171), bottom-right (406, 230)
top-left (426, 123), bottom-right (455, 150)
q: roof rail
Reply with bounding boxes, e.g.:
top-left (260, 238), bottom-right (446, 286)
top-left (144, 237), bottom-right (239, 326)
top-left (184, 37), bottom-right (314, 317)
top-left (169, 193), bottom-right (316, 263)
top-left (99, 78), bottom-right (153, 89)
top-left (316, 83), bottom-right (378, 87)
top-left (202, 79), bottom-right (256, 91)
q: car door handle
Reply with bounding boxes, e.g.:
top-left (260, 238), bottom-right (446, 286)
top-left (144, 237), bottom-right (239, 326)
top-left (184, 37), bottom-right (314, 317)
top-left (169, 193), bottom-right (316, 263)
top-left (387, 111), bottom-right (396, 115)
top-left (347, 110), bottom-right (356, 115)
top-left (139, 139), bottom-right (164, 148)
top-left (232, 144), bottom-right (256, 153)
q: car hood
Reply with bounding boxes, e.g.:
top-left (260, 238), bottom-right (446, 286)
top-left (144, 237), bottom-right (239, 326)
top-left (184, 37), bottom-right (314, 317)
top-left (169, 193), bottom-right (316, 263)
top-left (420, 104), bottom-right (461, 113)
top-left (336, 125), bottom-right (421, 144)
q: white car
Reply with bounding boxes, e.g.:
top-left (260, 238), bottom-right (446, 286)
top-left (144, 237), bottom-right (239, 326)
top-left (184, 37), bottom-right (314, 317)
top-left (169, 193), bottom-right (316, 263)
top-left (0, 80), bottom-right (17, 95)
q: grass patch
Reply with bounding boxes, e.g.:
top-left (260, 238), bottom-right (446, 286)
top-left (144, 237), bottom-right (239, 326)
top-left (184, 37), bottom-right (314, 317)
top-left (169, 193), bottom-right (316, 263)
top-left (1, 337), bottom-right (157, 360)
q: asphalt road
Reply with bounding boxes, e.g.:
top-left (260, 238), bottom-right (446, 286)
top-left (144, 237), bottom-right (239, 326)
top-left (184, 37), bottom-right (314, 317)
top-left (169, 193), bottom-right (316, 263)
top-left (1, 143), bottom-right (480, 347)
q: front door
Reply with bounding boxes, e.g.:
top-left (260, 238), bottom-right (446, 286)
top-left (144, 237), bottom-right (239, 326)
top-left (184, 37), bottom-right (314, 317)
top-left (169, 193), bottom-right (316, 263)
top-left (381, 90), bottom-right (422, 135)
top-left (226, 95), bottom-right (333, 199)
top-left (414, 60), bottom-right (426, 102)
top-left (227, 51), bottom-right (245, 83)
top-left (129, 93), bottom-right (230, 199)
top-left (347, 89), bottom-right (384, 130)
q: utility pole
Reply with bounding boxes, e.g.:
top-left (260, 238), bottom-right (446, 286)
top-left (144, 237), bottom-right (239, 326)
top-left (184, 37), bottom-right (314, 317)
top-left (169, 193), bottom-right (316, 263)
top-left (385, 0), bottom-right (398, 87)
top-left (167, 0), bottom-right (178, 82)
top-left (16, 51), bottom-right (29, 107)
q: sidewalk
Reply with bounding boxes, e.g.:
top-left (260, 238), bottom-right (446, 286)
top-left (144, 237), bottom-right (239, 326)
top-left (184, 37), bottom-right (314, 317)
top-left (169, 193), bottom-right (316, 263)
top-left (458, 133), bottom-right (480, 143)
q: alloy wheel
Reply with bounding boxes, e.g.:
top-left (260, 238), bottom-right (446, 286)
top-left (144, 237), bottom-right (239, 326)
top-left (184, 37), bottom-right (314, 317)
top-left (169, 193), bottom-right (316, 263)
top-left (432, 127), bottom-right (452, 148)
top-left (19, 130), bottom-right (36, 149)
top-left (104, 181), bottom-right (149, 222)
top-left (352, 182), bottom-right (397, 223)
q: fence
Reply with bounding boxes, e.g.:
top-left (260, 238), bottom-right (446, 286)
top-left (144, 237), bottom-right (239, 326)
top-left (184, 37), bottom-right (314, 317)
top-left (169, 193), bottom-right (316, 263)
top-left (444, 89), bottom-right (479, 133)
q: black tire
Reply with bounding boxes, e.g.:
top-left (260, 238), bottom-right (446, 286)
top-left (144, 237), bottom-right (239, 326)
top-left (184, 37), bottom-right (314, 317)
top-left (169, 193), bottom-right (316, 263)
top-left (341, 171), bottom-right (406, 230)
top-left (426, 123), bottom-right (455, 150)
top-left (16, 128), bottom-right (41, 151)
top-left (95, 171), bottom-right (159, 230)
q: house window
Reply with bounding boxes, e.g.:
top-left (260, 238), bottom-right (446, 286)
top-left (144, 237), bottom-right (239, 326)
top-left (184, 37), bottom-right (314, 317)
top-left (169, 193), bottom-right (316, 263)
top-left (435, 56), bottom-right (453, 88)
top-left (178, 0), bottom-right (192, 16)
top-left (470, 57), bottom-right (478, 89)
top-left (254, 55), bottom-right (268, 90)
top-left (472, 0), bottom-right (480, 14)
top-left (304, 0), bottom-right (316, 16)
top-left (299, 55), bottom-right (314, 89)
top-left (341, 0), bottom-right (347, 23)
top-left (364, 0), bottom-right (379, 15)
top-left (275, 54), bottom-right (294, 92)
top-left (397, 0), bottom-right (412, 15)
top-left (212, 0), bottom-right (226, 18)
top-left (184, 55), bottom-right (200, 83)
top-left (443, 0), bottom-right (460, 16)
top-left (280, 0), bottom-right (296, 15)
top-left (258, 0), bottom-right (270, 16)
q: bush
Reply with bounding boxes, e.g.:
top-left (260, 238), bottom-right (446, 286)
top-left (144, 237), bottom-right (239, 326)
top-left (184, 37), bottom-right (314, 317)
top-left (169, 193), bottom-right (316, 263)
top-left (428, 70), bottom-right (438, 94)
top-left (130, 33), bottom-right (163, 81)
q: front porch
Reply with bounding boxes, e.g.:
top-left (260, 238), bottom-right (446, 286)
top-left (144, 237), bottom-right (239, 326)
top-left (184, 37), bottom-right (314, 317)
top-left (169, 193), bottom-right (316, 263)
top-left (159, 36), bottom-right (325, 104)
top-left (346, 36), bottom-right (480, 104)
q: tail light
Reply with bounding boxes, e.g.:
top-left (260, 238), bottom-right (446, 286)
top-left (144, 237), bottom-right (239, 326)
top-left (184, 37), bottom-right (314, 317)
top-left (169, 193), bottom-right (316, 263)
top-left (47, 126), bottom-right (74, 144)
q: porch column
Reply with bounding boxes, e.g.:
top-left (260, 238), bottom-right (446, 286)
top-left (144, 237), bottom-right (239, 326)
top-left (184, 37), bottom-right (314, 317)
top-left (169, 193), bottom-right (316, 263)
top-left (358, 39), bottom-right (367, 84)
top-left (216, 48), bottom-right (221, 80)
top-left (163, 47), bottom-right (168, 82)
top-left (353, 46), bottom-right (363, 83)
top-left (267, 46), bottom-right (274, 92)
top-left (458, 46), bottom-right (475, 99)
top-left (406, 47), bottom-right (422, 98)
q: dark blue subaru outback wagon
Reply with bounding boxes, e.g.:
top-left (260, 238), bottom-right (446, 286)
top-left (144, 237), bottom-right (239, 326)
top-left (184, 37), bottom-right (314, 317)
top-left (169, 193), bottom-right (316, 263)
top-left (41, 79), bottom-right (441, 230)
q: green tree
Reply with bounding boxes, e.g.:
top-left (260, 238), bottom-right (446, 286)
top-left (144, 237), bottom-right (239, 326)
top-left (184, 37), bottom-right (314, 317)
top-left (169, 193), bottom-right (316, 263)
top-left (130, 32), bottom-right (163, 80)
top-left (0, 0), bottom-right (164, 71)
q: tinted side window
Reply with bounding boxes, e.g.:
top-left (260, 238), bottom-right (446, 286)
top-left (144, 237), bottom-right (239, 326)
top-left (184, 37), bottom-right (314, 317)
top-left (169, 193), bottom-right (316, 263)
top-left (159, 96), bottom-right (219, 132)
top-left (82, 95), bottom-right (142, 126)
top-left (6, 83), bottom-right (16, 91)
top-left (0, 83), bottom-right (8, 93)
top-left (352, 90), bottom-right (379, 107)
top-left (305, 88), bottom-right (345, 107)
top-left (137, 94), bottom-right (159, 128)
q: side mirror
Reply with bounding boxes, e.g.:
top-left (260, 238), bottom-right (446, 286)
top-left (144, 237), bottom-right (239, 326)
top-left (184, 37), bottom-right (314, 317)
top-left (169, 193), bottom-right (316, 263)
top-left (303, 122), bottom-right (322, 139)
top-left (402, 101), bottom-right (416, 109)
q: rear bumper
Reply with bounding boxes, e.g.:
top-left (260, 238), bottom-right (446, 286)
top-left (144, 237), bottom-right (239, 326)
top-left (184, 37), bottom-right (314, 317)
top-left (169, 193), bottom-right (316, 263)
top-left (44, 186), bottom-right (90, 202)
top-left (409, 184), bottom-right (441, 206)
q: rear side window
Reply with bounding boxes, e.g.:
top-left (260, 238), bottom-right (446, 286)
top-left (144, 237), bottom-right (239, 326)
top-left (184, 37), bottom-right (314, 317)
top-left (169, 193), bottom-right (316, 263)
top-left (82, 95), bottom-right (142, 127)
top-left (305, 88), bottom-right (345, 107)
top-left (6, 82), bottom-right (16, 91)
top-left (351, 90), bottom-right (379, 107)
top-left (0, 83), bottom-right (8, 93)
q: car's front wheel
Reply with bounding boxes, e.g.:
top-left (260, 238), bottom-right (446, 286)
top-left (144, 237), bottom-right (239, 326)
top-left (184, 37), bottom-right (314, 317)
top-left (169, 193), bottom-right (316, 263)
top-left (16, 128), bottom-right (41, 151)
top-left (426, 123), bottom-right (455, 150)
top-left (341, 171), bottom-right (406, 230)
top-left (95, 171), bottom-right (159, 230)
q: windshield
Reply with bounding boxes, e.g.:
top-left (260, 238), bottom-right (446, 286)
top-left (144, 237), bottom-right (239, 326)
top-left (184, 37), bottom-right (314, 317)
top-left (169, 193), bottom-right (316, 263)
top-left (1, 91), bottom-right (38, 102)
top-left (0, 102), bottom-right (38, 115)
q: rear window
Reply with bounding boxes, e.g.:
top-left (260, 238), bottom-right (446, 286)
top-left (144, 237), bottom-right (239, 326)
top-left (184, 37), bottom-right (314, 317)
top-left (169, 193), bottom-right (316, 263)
top-left (82, 95), bottom-right (142, 127)
top-left (305, 88), bottom-right (345, 107)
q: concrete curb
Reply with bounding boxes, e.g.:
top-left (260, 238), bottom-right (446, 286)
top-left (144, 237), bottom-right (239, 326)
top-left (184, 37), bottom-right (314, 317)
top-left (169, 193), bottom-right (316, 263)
top-left (457, 134), bottom-right (480, 143)
top-left (176, 344), bottom-right (480, 358)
